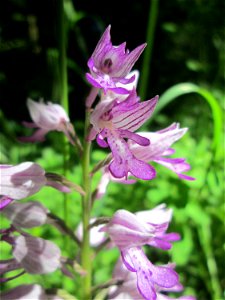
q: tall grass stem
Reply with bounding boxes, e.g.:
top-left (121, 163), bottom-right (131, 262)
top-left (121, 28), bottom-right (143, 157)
top-left (139, 0), bottom-right (159, 100)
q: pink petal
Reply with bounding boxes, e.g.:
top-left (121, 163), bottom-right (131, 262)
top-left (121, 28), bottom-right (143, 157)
top-left (113, 96), bottom-right (158, 132)
top-left (18, 128), bottom-right (47, 143)
top-left (0, 196), bottom-right (13, 211)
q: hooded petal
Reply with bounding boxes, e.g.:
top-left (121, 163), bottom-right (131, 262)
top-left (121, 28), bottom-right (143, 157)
top-left (2, 201), bottom-right (48, 228)
top-left (101, 209), bottom-right (166, 248)
top-left (0, 162), bottom-right (46, 200)
top-left (13, 235), bottom-right (61, 274)
top-left (135, 204), bottom-right (173, 225)
top-left (86, 25), bottom-right (146, 93)
top-left (27, 99), bottom-right (69, 130)
top-left (112, 94), bottom-right (158, 132)
top-left (21, 99), bottom-right (74, 144)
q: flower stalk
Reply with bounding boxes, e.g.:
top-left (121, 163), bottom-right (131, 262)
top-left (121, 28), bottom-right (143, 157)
top-left (58, 0), bottom-right (70, 225)
top-left (81, 109), bottom-right (92, 300)
top-left (139, 0), bottom-right (159, 100)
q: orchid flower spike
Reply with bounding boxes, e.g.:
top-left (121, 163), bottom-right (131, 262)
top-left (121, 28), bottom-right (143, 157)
top-left (86, 25), bottom-right (146, 95)
top-left (20, 99), bottom-right (75, 144)
top-left (88, 89), bottom-right (159, 180)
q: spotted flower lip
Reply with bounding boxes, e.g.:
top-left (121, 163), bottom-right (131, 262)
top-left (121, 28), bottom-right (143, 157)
top-left (101, 206), bottom-right (181, 300)
top-left (109, 258), bottom-right (196, 300)
top-left (121, 247), bottom-right (180, 300)
top-left (86, 25), bottom-right (146, 94)
top-left (89, 89), bottom-right (158, 180)
top-left (19, 99), bottom-right (75, 144)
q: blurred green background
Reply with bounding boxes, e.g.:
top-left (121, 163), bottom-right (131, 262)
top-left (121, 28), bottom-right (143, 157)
top-left (0, 0), bottom-right (224, 299)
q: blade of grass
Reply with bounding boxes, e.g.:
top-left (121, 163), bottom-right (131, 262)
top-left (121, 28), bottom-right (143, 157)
top-left (139, 0), bottom-right (159, 100)
top-left (151, 82), bottom-right (223, 159)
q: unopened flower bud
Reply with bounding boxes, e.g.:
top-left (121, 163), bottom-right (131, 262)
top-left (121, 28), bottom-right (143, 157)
top-left (13, 235), bottom-right (61, 274)
top-left (2, 201), bottom-right (48, 228)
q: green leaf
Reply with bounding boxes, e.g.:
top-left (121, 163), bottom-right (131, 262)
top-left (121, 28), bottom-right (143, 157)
top-left (153, 83), bottom-right (223, 158)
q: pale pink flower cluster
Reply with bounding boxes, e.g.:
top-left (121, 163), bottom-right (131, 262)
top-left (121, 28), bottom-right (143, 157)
top-left (86, 26), bottom-right (194, 182)
top-left (0, 201), bottom-right (61, 282)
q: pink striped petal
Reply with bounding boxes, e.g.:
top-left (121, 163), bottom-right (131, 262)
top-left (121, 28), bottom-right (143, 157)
top-left (113, 96), bottom-right (158, 132)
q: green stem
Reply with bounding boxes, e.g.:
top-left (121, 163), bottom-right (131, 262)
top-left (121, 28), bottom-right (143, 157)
top-left (198, 224), bottom-right (222, 298)
top-left (58, 0), bottom-right (70, 225)
top-left (81, 109), bottom-right (92, 300)
top-left (139, 0), bottom-right (159, 100)
top-left (59, 0), bottom-right (69, 113)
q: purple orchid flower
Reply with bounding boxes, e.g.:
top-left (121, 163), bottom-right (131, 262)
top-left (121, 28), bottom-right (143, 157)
top-left (0, 162), bottom-right (47, 200)
top-left (0, 162), bottom-right (83, 201)
top-left (86, 25), bottom-right (146, 94)
top-left (128, 123), bottom-right (195, 180)
top-left (12, 235), bottom-right (61, 274)
top-left (101, 206), bottom-right (181, 300)
top-left (19, 99), bottom-right (75, 144)
top-left (100, 206), bottom-right (180, 250)
top-left (0, 238), bottom-right (61, 280)
top-left (121, 246), bottom-right (179, 300)
top-left (89, 89), bottom-right (158, 180)
top-left (2, 201), bottom-right (48, 228)
top-left (109, 258), bottom-right (196, 300)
